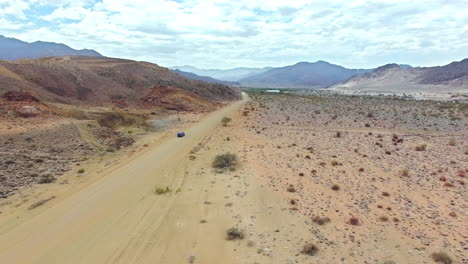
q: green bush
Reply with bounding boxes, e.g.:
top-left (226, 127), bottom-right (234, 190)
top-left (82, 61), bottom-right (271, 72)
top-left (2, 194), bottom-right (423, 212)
top-left (212, 153), bottom-right (237, 170)
top-left (38, 174), bottom-right (55, 184)
top-left (226, 227), bottom-right (244, 240)
top-left (221, 117), bottom-right (232, 126)
top-left (155, 186), bottom-right (171, 195)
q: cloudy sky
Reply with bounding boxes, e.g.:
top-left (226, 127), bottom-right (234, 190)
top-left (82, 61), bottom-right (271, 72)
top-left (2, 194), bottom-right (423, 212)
top-left (1, 0), bottom-right (467, 69)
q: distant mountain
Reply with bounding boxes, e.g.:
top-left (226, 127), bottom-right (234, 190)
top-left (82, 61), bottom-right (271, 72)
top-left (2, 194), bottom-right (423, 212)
top-left (0, 35), bottom-right (103, 60)
top-left (170, 65), bottom-right (273, 81)
top-left (330, 59), bottom-right (468, 98)
top-left (172, 69), bottom-right (240, 86)
top-left (239, 61), bottom-right (372, 88)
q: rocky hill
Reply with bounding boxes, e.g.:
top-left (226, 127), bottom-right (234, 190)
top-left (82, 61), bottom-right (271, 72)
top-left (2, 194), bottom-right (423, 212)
top-left (330, 58), bottom-right (468, 99)
top-left (0, 35), bottom-right (102, 60)
top-left (0, 56), bottom-right (240, 108)
top-left (239, 61), bottom-right (371, 88)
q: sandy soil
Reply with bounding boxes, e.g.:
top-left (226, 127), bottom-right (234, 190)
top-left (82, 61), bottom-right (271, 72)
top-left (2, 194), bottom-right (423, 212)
top-left (236, 93), bottom-right (467, 263)
top-left (0, 92), bottom-right (466, 264)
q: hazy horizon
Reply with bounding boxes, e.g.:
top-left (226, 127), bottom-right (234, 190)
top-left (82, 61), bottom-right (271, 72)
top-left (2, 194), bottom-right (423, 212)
top-left (1, 0), bottom-right (467, 69)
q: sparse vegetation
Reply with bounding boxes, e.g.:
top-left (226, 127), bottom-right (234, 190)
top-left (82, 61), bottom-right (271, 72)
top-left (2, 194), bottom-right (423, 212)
top-left (38, 174), bottom-right (56, 184)
top-left (154, 186), bottom-right (172, 195)
top-left (300, 243), bottom-right (318, 256)
top-left (348, 217), bottom-right (360, 226)
top-left (97, 112), bottom-right (147, 129)
top-left (212, 153), bottom-right (238, 170)
top-left (431, 252), bottom-right (452, 264)
top-left (401, 168), bottom-right (409, 177)
top-left (415, 144), bottom-right (427, 151)
top-left (221, 117), bottom-right (232, 126)
top-left (287, 184), bottom-right (296, 192)
top-left (312, 216), bottom-right (331, 225)
top-left (379, 216), bottom-right (389, 222)
top-left (226, 227), bottom-right (244, 240)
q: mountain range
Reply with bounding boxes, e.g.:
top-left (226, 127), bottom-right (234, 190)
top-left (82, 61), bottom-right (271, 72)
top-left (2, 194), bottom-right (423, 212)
top-left (0, 35), bottom-right (103, 60)
top-left (238, 61), bottom-right (372, 88)
top-left (171, 69), bottom-right (240, 86)
top-left (330, 59), bottom-right (468, 98)
top-left (170, 65), bottom-right (273, 82)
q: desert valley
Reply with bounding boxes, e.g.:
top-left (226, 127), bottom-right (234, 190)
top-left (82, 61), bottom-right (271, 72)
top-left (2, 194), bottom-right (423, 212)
top-left (0, 3), bottom-right (467, 263)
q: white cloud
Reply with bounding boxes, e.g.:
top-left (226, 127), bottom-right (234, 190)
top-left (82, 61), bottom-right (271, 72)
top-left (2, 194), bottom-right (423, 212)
top-left (2, 0), bottom-right (467, 68)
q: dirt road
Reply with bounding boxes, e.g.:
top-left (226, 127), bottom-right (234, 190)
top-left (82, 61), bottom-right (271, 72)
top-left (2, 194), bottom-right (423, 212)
top-left (0, 94), bottom-right (312, 264)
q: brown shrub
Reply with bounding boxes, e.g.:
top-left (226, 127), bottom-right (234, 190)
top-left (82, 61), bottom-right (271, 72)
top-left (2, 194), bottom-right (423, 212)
top-left (300, 243), bottom-right (318, 256)
top-left (431, 252), bottom-right (452, 264)
top-left (331, 184), bottom-right (340, 191)
top-left (348, 217), bottom-right (359, 226)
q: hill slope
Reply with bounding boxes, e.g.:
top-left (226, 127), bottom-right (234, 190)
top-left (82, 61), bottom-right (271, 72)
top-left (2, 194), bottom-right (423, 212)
top-left (0, 35), bottom-right (102, 60)
top-left (330, 59), bottom-right (468, 98)
top-left (239, 61), bottom-right (371, 88)
top-left (0, 56), bottom-right (240, 107)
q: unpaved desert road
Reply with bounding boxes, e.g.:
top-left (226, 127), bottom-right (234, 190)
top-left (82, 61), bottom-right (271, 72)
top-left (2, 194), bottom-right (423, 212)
top-left (0, 95), bottom-right (255, 264)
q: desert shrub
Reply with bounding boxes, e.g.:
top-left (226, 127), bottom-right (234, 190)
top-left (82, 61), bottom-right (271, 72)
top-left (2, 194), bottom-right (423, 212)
top-left (331, 184), bottom-right (340, 191)
top-left (97, 112), bottom-right (147, 129)
top-left (448, 138), bottom-right (456, 146)
top-left (155, 186), bottom-right (171, 195)
top-left (38, 174), bottom-right (55, 184)
top-left (348, 217), bottom-right (360, 226)
top-left (382, 192), bottom-right (390, 197)
top-left (221, 117), bottom-right (232, 126)
top-left (443, 182), bottom-right (454, 187)
top-left (300, 243), bottom-right (318, 256)
top-left (78, 169), bottom-right (85, 174)
top-left (431, 252), bottom-right (452, 264)
top-left (287, 184), bottom-right (296, 192)
top-left (379, 216), bottom-right (389, 222)
top-left (415, 144), bottom-right (427, 151)
top-left (312, 216), bottom-right (331, 225)
top-left (212, 153), bottom-right (237, 170)
top-left (226, 227), bottom-right (244, 240)
top-left (401, 169), bottom-right (409, 177)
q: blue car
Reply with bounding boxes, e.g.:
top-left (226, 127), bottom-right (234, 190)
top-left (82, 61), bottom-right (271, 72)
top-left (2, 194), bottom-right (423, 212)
top-left (177, 132), bottom-right (185, 138)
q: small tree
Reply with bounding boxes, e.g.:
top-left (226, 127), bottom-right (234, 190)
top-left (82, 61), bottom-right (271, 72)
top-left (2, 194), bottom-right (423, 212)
top-left (221, 117), bottom-right (232, 126)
